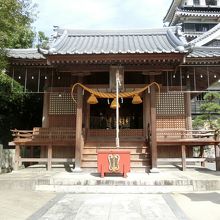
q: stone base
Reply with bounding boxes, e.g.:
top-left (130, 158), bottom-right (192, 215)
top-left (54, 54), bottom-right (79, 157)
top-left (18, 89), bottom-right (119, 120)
top-left (72, 167), bottom-right (83, 173)
top-left (150, 168), bottom-right (160, 173)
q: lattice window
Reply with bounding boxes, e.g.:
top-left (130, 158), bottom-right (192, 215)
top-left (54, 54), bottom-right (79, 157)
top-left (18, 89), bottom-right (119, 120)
top-left (156, 93), bottom-right (185, 115)
top-left (156, 116), bottom-right (186, 129)
top-left (49, 93), bottom-right (77, 115)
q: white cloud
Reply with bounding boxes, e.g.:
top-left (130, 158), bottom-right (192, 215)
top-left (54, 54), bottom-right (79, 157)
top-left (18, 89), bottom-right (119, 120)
top-left (33, 0), bottom-right (172, 36)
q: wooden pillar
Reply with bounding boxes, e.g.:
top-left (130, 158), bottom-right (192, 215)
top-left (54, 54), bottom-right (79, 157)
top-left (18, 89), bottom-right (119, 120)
top-left (199, 146), bottom-right (205, 167)
top-left (143, 91), bottom-right (151, 140)
top-left (215, 144), bottom-right (220, 171)
top-left (41, 92), bottom-right (49, 159)
top-left (184, 92), bottom-right (192, 130)
top-left (150, 76), bottom-right (158, 171)
top-left (74, 80), bottom-right (83, 170)
top-left (15, 145), bottom-right (20, 171)
top-left (42, 91), bottom-right (49, 128)
top-left (181, 145), bottom-right (186, 171)
top-left (47, 144), bottom-right (52, 171)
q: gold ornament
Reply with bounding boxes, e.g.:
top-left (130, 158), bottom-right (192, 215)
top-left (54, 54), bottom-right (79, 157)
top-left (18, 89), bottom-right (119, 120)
top-left (87, 94), bottom-right (98, 104)
top-left (110, 98), bottom-right (120, 109)
top-left (132, 94), bottom-right (142, 104)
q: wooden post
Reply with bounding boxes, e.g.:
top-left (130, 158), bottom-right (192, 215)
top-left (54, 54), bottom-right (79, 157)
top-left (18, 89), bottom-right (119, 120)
top-left (181, 145), bottom-right (186, 171)
top-left (41, 92), bottom-right (49, 159)
top-left (47, 144), bottom-right (52, 171)
top-left (199, 146), bottom-right (205, 167)
top-left (215, 144), bottom-right (220, 171)
top-left (150, 76), bottom-right (158, 172)
top-left (184, 92), bottom-right (192, 130)
top-left (74, 79), bottom-right (83, 170)
top-left (143, 91), bottom-right (151, 140)
top-left (15, 145), bottom-right (20, 171)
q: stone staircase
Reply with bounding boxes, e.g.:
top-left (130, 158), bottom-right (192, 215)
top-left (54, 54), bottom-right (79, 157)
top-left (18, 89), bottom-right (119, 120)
top-left (81, 139), bottom-right (151, 172)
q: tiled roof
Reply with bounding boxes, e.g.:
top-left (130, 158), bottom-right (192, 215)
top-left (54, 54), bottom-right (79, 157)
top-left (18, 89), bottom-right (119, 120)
top-left (7, 48), bottom-right (46, 59)
top-left (188, 47), bottom-right (220, 58)
top-left (176, 9), bottom-right (220, 17)
top-left (46, 27), bottom-right (187, 55)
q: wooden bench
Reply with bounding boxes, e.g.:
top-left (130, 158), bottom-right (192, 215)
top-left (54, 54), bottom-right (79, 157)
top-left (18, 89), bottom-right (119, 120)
top-left (158, 157), bottom-right (207, 170)
top-left (11, 127), bottom-right (76, 171)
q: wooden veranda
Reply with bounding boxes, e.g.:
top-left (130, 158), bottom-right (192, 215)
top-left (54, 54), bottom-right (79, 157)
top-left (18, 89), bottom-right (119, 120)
top-left (12, 128), bottom-right (220, 171)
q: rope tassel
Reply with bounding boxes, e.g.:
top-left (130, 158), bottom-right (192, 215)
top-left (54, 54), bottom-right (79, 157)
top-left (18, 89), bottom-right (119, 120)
top-left (71, 82), bottom-right (160, 105)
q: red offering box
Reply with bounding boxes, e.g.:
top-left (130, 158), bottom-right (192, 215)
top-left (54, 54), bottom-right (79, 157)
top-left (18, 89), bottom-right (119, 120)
top-left (97, 150), bottom-right (130, 178)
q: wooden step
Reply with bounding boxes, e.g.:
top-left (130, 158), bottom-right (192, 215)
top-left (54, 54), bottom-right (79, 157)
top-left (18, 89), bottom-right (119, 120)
top-left (82, 153), bottom-right (150, 160)
top-left (81, 160), bottom-right (151, 168)
top-left (83, 147), bottom-right (149, 154)
top-left (84, 141), bottom-right (146, 148)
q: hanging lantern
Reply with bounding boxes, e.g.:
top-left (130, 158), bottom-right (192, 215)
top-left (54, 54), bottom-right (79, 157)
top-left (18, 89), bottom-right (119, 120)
top-left (132, 94), bottom-right (142, 104)
top-left (87, 94), bottom-right (98, 104)
top-left (110, 98), bottom-right (120, 109)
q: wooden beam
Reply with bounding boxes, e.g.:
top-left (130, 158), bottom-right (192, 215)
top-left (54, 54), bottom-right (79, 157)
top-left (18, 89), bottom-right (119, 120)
top-left (15, 145), bottom-right (20, 171)
top-left (57, 64), bottom-right (176, 73)
top-left (47, 144), bottom-right (52, 171)
top-left (48, 53), bottom-right (185, 64)
top-left (75, 78), bottom-right (83, 169)
top-left (181, 145), bottom-right (186, 171)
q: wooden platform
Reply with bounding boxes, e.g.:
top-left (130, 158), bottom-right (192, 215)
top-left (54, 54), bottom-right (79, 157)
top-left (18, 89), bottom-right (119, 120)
top-left (11, 128), bottom-right (220, 172)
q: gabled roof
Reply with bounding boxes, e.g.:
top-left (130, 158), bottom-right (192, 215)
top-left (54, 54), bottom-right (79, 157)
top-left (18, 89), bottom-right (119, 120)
top-left (163, 0), bottom-right (182, 24)
top-left (7, 48), bottom-right (46, 59)
top-left (45, 27), bottom-right (187, 55)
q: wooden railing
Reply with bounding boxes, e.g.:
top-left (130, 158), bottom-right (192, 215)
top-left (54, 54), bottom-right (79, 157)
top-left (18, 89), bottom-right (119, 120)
top-left (156, 129), bottom-right (217, 140)
top-left (11, 127), bottom-right (76, 171)
top-left (11, 127), bottom-right (75, 145)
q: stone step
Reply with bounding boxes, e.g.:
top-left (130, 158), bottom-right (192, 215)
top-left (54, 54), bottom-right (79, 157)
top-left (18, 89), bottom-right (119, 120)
top-left (35, 184), bottom-right (193, 193)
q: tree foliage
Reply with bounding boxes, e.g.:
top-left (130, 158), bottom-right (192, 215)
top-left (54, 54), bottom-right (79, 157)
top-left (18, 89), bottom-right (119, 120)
top-left (37, 31), bottom-right (49, 49)
top-left (0, 0), bottom-right (44, 146)
top-left (0, 72), bottom-right (43, 145)
top-left (193, 92), bottom-right (220, 130)
top-left (0, 0), bottom-right (37, 70)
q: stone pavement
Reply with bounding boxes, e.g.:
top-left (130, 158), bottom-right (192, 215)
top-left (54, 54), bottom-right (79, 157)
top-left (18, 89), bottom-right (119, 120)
top-left (0, 165), bottom-right (220, 192)
top-left (28, 194), bottom-right (188, 220)
top-left (0, 166), bottom-right (220, 220)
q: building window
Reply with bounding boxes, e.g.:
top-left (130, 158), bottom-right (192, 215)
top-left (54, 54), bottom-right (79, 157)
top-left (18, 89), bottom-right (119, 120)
top-left (205, 0), bottom-right (217, 5)
top-left (193, 0), bottom-right (200, 5)
top-left (184, 23), bottom-right (195, 31)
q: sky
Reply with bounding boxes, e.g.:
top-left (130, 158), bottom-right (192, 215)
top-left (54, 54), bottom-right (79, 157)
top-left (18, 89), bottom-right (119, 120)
top-left (32, 0), bottom-right (172, 37)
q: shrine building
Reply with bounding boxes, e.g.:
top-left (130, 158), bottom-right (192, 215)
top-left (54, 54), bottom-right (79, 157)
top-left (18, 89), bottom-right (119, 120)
top-left (6, 0), bottom-right (220, 173)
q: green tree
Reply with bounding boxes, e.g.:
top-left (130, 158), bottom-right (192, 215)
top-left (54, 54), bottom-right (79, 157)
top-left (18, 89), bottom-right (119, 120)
top-left (0, 0), bottom-right (43, 146)
top-left (193, 92), bottom-right (220, 131)
top-left (0, 0), bottom-right (37, 70)
top-left (37, 31), bottom-right (49, 49)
